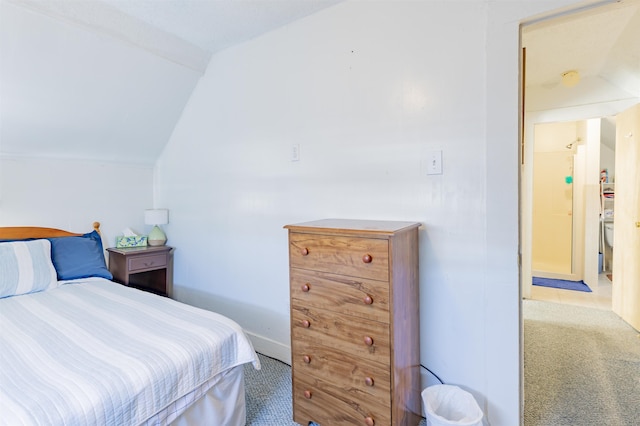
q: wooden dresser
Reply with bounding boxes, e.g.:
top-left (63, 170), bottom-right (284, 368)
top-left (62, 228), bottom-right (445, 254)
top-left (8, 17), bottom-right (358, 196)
top-left (284, 219), bottom-right (421, 426)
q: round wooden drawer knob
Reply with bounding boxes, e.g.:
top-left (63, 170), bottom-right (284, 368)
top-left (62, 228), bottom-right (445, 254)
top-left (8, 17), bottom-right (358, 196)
top-left (364, 416), bottom-right (375, 426)
top-left (304, 390), bottom-right (312, 399)
top-left (364, 336), bottom-right (374, 346)
top-left (363, 295), bottom-right (373, 305)
top-left (364, 376), bottom-right (374, 387)
top-left (303, 355), bottom-right (311, 364)
top-left (302, 320), bottom-right (311, 328)
top-left (301, 248), bottom-right (309, 256)
top-left (362, 254), bottom-right (372, 263)
top-left (301, 283), bottom-right (310, 292)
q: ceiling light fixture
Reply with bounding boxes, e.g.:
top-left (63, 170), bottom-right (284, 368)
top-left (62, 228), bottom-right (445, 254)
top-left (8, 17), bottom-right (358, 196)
top-left (561, 70), bottom-right (580, 88)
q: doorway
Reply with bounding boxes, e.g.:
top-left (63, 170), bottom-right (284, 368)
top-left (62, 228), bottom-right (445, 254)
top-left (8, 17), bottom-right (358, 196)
top-left (520, 0), bottom-right (640, 302)
top-left (520, 2), bottom-right (640, 424)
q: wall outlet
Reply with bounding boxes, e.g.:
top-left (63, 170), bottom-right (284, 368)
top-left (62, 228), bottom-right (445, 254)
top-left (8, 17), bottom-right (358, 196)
top-left (291, 144), bottom-right (300, 162)
top-left (427, 150), bottom-right (443, 175)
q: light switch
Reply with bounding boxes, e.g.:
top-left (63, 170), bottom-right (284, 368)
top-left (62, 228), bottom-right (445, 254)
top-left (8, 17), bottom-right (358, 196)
top-left (291, 144), bottom-right (300, 162)
top-left (427, 150), bottom-right (442, 175)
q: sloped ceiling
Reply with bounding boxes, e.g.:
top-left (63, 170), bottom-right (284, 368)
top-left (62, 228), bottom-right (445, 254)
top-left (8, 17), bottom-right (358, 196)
top-left (0, 0), bottom-right (340, 164)
top-left (1, 0), bottom-right (638, 164)
top-left (102, 0), bottom-right (342, 57)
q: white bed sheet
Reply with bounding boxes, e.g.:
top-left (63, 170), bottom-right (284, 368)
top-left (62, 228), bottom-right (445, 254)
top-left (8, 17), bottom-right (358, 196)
top-left (0, 278), bottom-right (260, 426)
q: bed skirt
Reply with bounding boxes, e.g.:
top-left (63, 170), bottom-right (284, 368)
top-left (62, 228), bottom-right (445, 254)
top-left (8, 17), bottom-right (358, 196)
top-left (144, 366), bottom-right (247, 426)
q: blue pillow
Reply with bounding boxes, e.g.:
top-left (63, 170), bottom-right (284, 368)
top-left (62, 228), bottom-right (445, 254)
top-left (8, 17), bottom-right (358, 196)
top-left (48, 231), bottom-right (113, 281)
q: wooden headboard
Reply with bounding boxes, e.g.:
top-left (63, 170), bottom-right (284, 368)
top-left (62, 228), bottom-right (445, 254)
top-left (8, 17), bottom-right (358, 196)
top-left (0, 222), bottom-right (101, 240)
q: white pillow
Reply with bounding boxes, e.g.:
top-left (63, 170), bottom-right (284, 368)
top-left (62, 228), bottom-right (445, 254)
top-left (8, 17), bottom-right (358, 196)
top-left (0, 239), bottom-right (58, 298)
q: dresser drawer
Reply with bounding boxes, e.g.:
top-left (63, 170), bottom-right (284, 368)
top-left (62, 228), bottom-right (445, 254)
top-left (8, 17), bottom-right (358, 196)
top-left (290, 269), bottom-right (389, 323)
top-left (292, 343), bottom-right (391, 402)
top-left (127, 254), bottom-right (167, 272)
top-left (291, 305), bottom-right (390, 364)
top-left (293, 374), bottom-right (391, 426)
top-left (289, 233), bottom-right (389, 281)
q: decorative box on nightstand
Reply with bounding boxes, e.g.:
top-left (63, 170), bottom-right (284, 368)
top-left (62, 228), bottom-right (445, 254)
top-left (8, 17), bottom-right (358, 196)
top-left (107, 246), bottom-right (174, 297)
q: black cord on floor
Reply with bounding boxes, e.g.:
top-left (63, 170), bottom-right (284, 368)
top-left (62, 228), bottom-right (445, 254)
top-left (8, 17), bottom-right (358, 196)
top-left (421, 364), bottom-right (444, 384)
top-left (256, 352), bottom-right (292, 367)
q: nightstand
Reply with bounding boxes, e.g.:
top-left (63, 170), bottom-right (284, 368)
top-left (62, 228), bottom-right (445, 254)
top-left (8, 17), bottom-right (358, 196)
top-left (107, 246), bottom-right (174, 297)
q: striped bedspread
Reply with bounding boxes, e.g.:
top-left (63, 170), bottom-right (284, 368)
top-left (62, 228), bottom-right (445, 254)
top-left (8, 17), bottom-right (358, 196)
top-left (0, 278), bottom-right (260, 426)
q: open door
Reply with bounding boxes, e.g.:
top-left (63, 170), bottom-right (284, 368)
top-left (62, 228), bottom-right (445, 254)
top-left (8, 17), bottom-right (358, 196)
top-left (612, 103), bottom-right (640, 331)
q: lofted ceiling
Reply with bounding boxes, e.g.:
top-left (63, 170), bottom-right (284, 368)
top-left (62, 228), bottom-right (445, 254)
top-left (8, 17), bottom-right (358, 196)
top-left (6, 0), bottom-right (343, 73)
top-left (102, 0), bottom-right (343, 59)
top-left (1, 0), bottom-right (638, 164)
top-left (0, 0), bottom-right (341, 164)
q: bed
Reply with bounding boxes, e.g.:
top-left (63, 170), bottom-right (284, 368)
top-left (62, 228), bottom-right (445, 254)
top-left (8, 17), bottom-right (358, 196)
top-left (0, 223), bottom-right (260, 426)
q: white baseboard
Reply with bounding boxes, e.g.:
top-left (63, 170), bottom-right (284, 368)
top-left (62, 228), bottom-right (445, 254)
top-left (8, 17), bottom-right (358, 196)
top-left (246, 331), bottom-right (291, 366)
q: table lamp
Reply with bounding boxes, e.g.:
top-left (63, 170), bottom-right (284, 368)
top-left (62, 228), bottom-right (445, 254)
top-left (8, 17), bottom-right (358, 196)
top-left (145, 209), bottom-right (169, 246)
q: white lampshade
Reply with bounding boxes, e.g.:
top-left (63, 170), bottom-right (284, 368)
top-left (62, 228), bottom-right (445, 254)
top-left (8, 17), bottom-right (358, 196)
top-left (145, 209), bottom-right (169, 226)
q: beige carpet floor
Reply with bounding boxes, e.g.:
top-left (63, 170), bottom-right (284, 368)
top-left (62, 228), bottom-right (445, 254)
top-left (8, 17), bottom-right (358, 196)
top-left (524, 300), bottom-right (640, 426)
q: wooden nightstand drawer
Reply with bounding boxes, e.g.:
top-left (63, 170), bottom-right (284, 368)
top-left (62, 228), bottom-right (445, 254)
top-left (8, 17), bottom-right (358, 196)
top-left (128, 254), bottom-right (167, 272)
top-left (289, 233), bottom-right (389, 280)
top-left (290, 269), bottom-right (389, 323)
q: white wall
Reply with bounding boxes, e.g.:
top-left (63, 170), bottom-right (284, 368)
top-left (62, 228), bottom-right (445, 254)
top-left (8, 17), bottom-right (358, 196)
top-left (155, 1), bottom-right (588, 424)
top-left (0, 156), bottom-right (154, 249)
top-left (583, 119), bottom-right (602, 287)
top-left (600, 143), bottom-right (615, 180)
top-left (600, 116), bottom-right (617, 181)
top-left (1, 1), bottom-right (202, 164)
top-left (1, 1), bottom-right (193, 252)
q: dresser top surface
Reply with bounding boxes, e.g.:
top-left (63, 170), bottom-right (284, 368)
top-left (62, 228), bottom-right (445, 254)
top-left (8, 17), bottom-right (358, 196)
top-left (284, 219), bottom-right (421, 235)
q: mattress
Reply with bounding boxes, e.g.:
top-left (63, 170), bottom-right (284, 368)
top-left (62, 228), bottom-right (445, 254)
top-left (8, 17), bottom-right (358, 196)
top-left (0, 278), bottom-right (260, 426)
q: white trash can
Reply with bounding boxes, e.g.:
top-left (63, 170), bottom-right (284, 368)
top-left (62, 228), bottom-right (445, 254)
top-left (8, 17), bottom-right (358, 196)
top-left (422, 384), bottom-right (483, 426)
